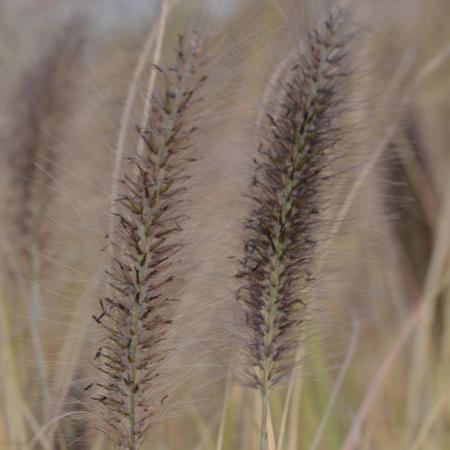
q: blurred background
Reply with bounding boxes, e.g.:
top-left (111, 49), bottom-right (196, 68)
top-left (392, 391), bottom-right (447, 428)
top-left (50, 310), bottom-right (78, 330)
top-left (1, 0), bottom-right (450, 449)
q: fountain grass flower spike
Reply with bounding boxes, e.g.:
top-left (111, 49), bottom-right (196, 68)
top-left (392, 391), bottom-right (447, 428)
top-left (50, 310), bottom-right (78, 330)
top-left (90, 34), bottom-right (208, 450)
top-left (236, 8), bottom-right (355, 450)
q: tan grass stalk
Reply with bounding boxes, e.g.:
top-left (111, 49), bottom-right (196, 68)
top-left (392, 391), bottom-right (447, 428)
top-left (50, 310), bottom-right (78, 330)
top-left (287, 376), bottom-right (303, 450)
top-left (0, 275), bottom-right (28, 449)
top-left (215, 374), bottom-right (231, 450)
top-left (409, 388), bottom-right (450, 450)
top-left (340, 303), bottom-right (423, 450)
top-left (26, 411), bottom-right (96, 450)
top-left (334, 42), bottom-right (450, 450)
top-left (46, 290), bottom-right (93, 446)
top-left (109, 0), bottom-right (172, 254)
top-left (276, 348), bottom-right (303, 450)
top-left (136, 0), bottom-right (171, 159)
top-left (316, 49), bottom-right (415, 271)
top-left (340, 178), bottom-right (450, 450)
top-left (310, 318), bottom-right (359, 450)
top-left (317, 38), bottom-right (450, 272)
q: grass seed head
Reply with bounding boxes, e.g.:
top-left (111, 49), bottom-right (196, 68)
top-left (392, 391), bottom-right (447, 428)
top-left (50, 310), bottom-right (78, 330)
top-left (91, 33), bottom-right (208, 449)
top-left (236, 8), bottom-right (355, 392)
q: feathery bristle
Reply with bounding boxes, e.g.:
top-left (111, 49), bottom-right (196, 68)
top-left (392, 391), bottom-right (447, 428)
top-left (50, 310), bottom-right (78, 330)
top-left (91, 34), bottom-right (207, 449)
top-left (236, 8), bottom-right (354, 393)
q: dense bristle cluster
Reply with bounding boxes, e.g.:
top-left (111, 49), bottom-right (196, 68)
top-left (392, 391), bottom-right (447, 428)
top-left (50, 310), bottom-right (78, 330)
top-left (91, 35), bottom-right (207, 449)
top-left (237, 10), bottom-right (353, 393)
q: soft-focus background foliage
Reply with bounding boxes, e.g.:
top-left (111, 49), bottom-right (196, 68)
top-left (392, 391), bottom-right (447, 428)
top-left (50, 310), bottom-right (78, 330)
top-left (1, 0), bottom-right (450, 449)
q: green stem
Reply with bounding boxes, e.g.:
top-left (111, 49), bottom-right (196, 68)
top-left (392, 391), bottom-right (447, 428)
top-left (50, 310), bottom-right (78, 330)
top-left (128, 295), bottom-right (140, 450)
top-left (260, 248), bottom-right (282, 448)
top-left (260, 391), bottom-right (269, 450)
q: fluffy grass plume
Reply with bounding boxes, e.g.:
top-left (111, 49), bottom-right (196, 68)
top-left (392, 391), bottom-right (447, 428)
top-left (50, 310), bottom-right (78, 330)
top-left (90, 33), bottom-right (208, 450)
top-left (236, 7), bottom-right (355, 449)
top-left (6, 18), bottom-right (86, 259)
top-left (2, 18), bottom-right (86, 424)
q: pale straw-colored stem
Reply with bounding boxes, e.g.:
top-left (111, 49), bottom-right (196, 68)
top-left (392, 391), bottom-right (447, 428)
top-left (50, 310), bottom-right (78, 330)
top-left (339, 306), bottom-right (420, 450)
top-left (310, 318), bottom-right (359, 450)
top-left (405, 177), bottom-right (450, 430)
top-left (136, 0), bottom-right (170, 159)
top-left (405, 40), bottom-right (450, 429)
top-left (337, 43), bottom-right (450, 450)
top-left (317, 49), bottom-right (415, 271)
top-left (340, 177), bottom-right (450, 450)
top-left (26, 411), bottom-right (96, 450)
top-left (255, 48), bottom-right (298, 135)
top-left (317, 42), bottom-right (450, 450)
top-left (318, 40), bottom-right (450, 270)
top-left (0, 273), bottom-right (28, 448)
top-left (108, 0), bottom-right (172, 253)
top-left (409, 388), bottom-right (450, 450)
top-left (276, 349), bottom-right (304, 450)
top-left (215, 374), bottom-right (231, 450)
